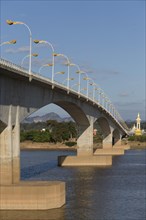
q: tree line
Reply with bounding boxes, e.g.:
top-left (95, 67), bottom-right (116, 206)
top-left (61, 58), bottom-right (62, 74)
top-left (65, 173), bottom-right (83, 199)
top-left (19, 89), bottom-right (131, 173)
top-left (20, 120), bottom-right (103, 144)
top-left (20, 120), bottom-right (78, 144)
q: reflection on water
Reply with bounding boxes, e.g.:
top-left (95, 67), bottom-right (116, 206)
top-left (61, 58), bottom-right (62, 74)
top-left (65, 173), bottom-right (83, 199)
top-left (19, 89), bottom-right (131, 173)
top-left (0, 209), bottom-right (65, 220)
top-left (0, 149), bottom-right (146, 220)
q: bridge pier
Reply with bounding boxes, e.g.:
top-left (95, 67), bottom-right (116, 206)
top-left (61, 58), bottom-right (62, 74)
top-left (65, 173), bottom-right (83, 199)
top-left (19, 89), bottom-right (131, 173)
top-left (58, 117), bottom-right (112, 166)
top-left (0, 106), bottom-right (65, 210)
top-left (77, 119), bottom-right (94, 156)
top-left (94, 129), bottom-right (125, 156)
top-left (102, 133), bottom-right (113, 148)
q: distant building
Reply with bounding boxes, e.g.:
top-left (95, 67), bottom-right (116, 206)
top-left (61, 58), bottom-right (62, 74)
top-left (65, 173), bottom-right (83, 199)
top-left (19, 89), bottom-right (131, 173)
top-left (130, 113), bottom-right (142, 136)
top-left (135, 113), bottom-right (142, 136)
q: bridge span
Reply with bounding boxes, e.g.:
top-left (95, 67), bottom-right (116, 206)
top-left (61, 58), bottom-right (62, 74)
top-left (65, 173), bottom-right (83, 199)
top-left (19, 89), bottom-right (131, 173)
top-left (0, 58), bottom-right (130, 210)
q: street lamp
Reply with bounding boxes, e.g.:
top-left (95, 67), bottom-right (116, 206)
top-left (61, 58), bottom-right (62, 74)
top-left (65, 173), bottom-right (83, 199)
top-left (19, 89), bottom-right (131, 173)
top-left (6, 19), bottom-right (32, 81)
top-left (34, 40), bottom-right (55, 85)
top-left (71, 83), bottom-right (79, 89)
top-left (69, 63), bottom-right (84, 95)
top-left (38, 63), bottom-right (53, 75)
top-left (106, 97), bottom-right (111, 112)
top-left (21, 53), bottom-right (38, 67)
top-left (95, 87), bottom-right (102, 104)
top-left (53, 53), bottom-right (70, 91)
top-left (62, 77), bottom-right (74, 86)
top-left (83, 73), bottom-right (91, 99)
top-left (55, 71), bottom-right (65, 75)
top-left (100, 90), bottom-right (106, 108)
top-left (88, 79), bottom-right (98, 102)
top-left (0, 39), bottom-right (16, 47)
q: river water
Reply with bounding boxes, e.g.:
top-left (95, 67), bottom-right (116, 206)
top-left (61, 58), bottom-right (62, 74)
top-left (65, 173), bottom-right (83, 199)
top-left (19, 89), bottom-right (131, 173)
top-left (1, 149), bottom-right (146, 220)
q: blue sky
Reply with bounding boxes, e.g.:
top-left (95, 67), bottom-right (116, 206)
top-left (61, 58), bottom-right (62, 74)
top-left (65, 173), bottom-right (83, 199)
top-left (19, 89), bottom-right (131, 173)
top-left (0, 0), bottom-right (145, 121)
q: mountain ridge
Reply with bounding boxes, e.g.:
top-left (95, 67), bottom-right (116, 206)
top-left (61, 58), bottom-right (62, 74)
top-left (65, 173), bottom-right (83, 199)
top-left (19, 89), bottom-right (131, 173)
top-left (22, 112), bottom-right (73, 123)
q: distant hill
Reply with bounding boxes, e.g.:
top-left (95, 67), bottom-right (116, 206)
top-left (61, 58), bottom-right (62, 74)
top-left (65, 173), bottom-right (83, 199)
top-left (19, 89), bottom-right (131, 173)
top-left (22, 112), bottom-right (73, 124)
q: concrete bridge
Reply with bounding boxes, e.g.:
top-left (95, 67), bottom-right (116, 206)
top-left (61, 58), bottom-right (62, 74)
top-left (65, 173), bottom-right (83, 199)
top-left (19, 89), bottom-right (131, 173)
top-left (0, 58), bottom-right (129, 210)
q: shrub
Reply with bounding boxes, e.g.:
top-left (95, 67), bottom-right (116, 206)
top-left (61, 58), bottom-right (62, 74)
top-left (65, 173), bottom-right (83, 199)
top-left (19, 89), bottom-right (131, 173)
top-left (128, 135), bottom-right (146, 142)
top-left (65, 141), bottom-right (77, 147)
top-left (20, 130), bottom-right (51, 142)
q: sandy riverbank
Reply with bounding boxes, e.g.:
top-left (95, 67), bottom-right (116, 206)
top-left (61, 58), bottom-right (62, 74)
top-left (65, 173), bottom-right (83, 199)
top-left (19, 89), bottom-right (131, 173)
top-left (20, 141), bottom-right (77, 150)
top-left (20, 141), bottom-right (146, 150)
top-left (127, 141), bottom-right (146, 149)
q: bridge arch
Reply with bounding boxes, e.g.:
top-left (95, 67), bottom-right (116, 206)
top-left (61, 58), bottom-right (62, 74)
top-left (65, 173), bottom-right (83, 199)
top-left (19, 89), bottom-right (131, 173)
top-left (53, 101), bottom-right (90, 127)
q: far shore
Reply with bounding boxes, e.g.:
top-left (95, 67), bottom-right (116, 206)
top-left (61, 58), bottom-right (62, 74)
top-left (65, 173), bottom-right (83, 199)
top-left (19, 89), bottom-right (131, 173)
top-left (20, 141), bottom-right (77, 151)
top-left (126, 141), bottom-right (146, 149)
top-left (20, 140), bottom-right (146, 150)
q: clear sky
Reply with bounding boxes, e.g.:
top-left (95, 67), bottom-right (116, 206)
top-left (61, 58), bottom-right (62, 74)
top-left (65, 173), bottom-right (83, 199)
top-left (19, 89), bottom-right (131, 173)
top-left (0, 0), bottom-right (145, 121)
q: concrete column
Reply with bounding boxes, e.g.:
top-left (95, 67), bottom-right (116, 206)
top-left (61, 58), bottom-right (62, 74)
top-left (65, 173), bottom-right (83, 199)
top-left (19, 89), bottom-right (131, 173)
top-left (103, 133), bottom-right (113, 148)
top-left (0, 106), bottom-right (13, 185)
top-left (12, 106), bottom-right (20, 183)
top-left (114, 134), bottom-right (122, 146)
top-left (77, 117), bottom-right (94, 156)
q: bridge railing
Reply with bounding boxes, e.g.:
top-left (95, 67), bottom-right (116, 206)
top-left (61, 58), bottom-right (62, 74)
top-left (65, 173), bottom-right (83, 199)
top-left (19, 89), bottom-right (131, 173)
top-left (0, 58), bottom-right (129, 134)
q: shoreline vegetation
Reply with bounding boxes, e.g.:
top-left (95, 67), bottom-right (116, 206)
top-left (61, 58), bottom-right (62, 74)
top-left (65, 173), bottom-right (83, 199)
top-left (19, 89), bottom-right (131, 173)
top-left (19, 120), bottom-right (146, 151)
top-left (20, 141), bottom-right (146, 150)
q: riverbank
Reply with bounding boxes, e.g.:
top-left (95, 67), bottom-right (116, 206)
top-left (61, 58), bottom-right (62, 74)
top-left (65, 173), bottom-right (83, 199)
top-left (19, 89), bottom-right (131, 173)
top-left (20, 141), bottom-right (146, 150)
top-left (20, 141), bottom-right (77, 150)
top-left (127, 141), bottom-right (146, 150)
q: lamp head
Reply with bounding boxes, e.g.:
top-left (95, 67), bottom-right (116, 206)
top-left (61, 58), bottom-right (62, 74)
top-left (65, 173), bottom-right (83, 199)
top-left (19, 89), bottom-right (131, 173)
top-left (53, 53), bottom-right (61, 57)
top-left (83, 77), bottom-right (89, 80)
top-left (32, 53), bottom-right (38, 57)
top-left (47, 63), bottom-right (53, 66)
top-left (33, 40), bottom-right (40, 44)
top-left (9, 40), bottom-right (16, 44)
top-left (6, 20), bottom-right (23, 25)
top-left (6, 20), bottom-right (14, 25)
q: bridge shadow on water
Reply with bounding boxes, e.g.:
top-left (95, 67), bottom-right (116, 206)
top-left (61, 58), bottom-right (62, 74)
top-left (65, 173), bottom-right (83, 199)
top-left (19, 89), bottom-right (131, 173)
top-left (21, 161), bottom-right (56, 179)
top-left (0, 209), bottom-right (65, 220)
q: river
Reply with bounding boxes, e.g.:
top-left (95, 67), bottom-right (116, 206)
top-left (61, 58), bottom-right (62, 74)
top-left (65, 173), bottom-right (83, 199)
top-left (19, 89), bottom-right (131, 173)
top-left (1, 149), bottom-right (146, 220)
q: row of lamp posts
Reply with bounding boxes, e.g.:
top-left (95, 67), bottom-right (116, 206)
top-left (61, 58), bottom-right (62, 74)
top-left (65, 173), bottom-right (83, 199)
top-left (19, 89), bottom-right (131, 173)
top-left (0, 19), bottom-right (124, 125)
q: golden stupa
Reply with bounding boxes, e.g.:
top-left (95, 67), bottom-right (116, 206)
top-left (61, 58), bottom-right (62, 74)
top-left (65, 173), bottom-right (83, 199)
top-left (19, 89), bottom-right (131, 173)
top-left (135, 113), bottom-right (142, 136)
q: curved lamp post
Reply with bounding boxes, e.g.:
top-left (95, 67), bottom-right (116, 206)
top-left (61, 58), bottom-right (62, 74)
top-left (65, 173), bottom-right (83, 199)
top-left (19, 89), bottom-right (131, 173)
top-left (0, 39), bottom-right (16, 47)
top-left (80, 87), bottom-right (87, 97)
top-left (34, 40), bottom-right (55, 85)
top-left (106, 98), bottom-right (112, 112)
top-left (101, 90), bottom-right (106, 108)
top-left (88, 79), bottom-right (98, 102)
top-left (62, 77), bottom-right (74, 86)
top-left (69, 63), bottom-right (84, 95)
top-left (54, 72), bottom-right (65, 82)
top-left (71, 83), bottom-right (79, 89)
top-left (55, 71), bottom-right (65, 76)
top-left (83, 73), bottom-right (91, 99)
top-left (53, 53), bottom-right (70, 91)
top-left (6, 19), bottom-right (32, 81)
top-left (21, 53), bottom-right (38, 67)
top-left (38, 63), bottom-right (53, 75)
top-left (95, 86), bottom-right (102, 104)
